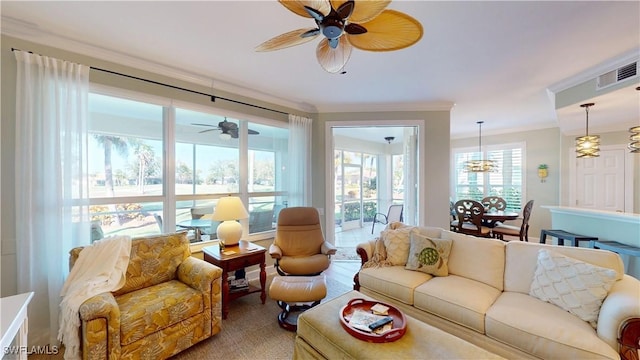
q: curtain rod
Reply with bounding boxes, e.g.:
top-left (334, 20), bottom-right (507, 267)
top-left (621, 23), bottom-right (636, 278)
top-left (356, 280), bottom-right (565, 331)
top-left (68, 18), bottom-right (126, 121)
top-left (11, 47), bottom-right (289, 116)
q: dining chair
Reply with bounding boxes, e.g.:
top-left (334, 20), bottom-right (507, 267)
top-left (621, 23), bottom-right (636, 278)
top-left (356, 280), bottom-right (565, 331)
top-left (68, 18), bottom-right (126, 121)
top-left (449, 200), bottom-right (458, 231)
top-left (371, 204), bottom-right (404, 234)
top-left (492, 200), bottom-right (534, 241)
top-left (190, 206), bottom-right (214, 235)
top-left (453, 199), bottom-right (491, 237)
top-left (154, 213), bottom-right (190, 235)
top-left (190, 206), bottom-right (214, 219)
top-left (154, 213), bottom-right (164, 231)
top-left (482, 196), bottom-right (507, 212)
top-left (481, 196), bottom-right (508, 226)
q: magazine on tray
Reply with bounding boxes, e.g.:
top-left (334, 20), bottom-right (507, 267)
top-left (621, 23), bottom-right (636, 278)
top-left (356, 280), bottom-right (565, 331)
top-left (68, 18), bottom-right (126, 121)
top-left (347, 309), bottom-right (393, 334)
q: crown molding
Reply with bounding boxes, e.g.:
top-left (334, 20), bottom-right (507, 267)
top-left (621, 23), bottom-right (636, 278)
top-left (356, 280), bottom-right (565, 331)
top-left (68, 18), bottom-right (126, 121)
top-left (1, 15), bottom-right (317, 114)
top-left (450, 122), bottom-right (558, 140)
top-left (548, 47), bottom-right (640, 94)
top-left (315, 101), bottom-right (455, 113)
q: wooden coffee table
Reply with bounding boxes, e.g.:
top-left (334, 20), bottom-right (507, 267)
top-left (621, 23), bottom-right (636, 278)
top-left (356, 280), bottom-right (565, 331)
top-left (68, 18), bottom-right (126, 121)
top-left (202, 243), bottom-right (266, 319)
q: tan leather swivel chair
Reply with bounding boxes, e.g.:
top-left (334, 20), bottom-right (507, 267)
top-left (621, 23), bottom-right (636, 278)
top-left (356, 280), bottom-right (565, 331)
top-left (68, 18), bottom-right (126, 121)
top-left (269, 207), bottom-right (336, 276)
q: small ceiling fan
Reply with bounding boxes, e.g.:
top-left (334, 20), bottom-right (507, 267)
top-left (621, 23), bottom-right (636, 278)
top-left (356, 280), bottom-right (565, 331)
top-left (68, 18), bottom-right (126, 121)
top-left (192, 118), bottom-right (259, 139)
top-left (256, 0), bottom-right (423, 74)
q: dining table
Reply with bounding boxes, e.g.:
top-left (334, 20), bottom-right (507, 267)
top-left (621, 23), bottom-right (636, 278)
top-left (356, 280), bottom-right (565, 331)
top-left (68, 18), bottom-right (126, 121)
top-left (482, 210), bottom-right (519, 227)
top-left (177, 219), bottom-right (214, 241)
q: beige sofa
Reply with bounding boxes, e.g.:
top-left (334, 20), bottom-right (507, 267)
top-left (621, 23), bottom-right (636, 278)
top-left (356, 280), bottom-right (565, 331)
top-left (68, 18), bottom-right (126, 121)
top-left (353, 226), bottom-right (640, 360)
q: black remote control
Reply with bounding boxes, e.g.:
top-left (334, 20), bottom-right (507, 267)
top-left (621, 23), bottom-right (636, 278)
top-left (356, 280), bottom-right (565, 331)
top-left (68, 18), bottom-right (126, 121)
top-left (368, 316), bottom-right (393, 330)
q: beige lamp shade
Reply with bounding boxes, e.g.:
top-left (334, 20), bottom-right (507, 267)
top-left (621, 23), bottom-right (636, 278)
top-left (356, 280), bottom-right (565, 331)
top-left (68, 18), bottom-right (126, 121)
top-left (212, 196), bottom-right (249, 247)
top-left (212, 196), bottom-right (249, 221)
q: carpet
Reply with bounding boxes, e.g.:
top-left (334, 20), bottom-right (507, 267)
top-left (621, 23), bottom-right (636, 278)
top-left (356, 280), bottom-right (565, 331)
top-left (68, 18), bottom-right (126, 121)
top-left (169, 275), bottom-right (351, 359)
top-left (32, 276), bottom-right (351, 360)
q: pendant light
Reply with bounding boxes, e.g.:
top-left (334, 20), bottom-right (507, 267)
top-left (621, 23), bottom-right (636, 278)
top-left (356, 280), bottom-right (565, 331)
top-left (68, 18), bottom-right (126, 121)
top-left (575, 103), bottom-right (600, 158)
top-left (629, 87), bottom-right (640, 153)
top-left (464, 121), bottom-right (497, 172)
top-left (629, 126), bottom-right (640, 153)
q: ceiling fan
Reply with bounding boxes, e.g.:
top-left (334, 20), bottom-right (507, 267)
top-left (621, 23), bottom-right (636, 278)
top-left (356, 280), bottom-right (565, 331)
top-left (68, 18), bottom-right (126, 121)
top-left (255, 0), bottom-right (423, 74)
top-left (192, 118), bottom-right (260, 140)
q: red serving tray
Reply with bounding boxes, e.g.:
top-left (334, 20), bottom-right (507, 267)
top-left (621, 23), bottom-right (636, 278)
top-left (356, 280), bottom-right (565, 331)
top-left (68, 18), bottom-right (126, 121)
top-left (339, 298), bottom-right (407, 343)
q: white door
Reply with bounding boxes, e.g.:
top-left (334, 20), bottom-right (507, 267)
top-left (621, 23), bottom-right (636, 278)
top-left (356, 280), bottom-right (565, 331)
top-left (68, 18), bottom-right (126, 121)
top-left (575, 148), bottom-right (626, 211)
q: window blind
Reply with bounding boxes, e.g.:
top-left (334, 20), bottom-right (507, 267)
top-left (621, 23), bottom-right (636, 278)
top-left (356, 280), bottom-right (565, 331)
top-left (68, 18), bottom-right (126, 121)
top-left (452, 143), bottom-right (524, 212)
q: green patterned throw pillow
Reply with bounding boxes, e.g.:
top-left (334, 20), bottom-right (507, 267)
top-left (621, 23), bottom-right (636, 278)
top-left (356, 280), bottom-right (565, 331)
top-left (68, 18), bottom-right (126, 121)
top-left (405, 230), bottom-right (453, 277)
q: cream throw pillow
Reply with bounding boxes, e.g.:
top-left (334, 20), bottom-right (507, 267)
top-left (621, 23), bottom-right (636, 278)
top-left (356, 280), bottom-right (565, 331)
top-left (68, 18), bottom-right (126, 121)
top-left (381, 224), bottom-right (414, 266)
top-left (529, 249), bottom-right (617, 328)
top-left (405, 231), bottom-right (452, 277)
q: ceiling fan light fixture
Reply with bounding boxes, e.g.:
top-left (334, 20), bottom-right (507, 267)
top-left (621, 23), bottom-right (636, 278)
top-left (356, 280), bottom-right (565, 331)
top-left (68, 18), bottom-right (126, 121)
top-left (385, 136), bottom-right (395, 144)
top-left (576, 103), bottom-right (600, 158)
top-left (219, 132), bottom-right (232, 141)
top-left (257, 0), bottom-right (423, 74)
top-left (463, 121), bottom-right (497, 173)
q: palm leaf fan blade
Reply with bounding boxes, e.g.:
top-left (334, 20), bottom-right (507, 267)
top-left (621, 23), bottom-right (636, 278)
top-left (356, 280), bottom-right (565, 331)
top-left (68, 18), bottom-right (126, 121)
top-left (331, 0), bottom-right (390, 23)
top-left (279, 0), bottom-right (331, 18)
top-left (256, 28), bottom-right (320, 52)
top-left (316, 37), bottom-right (352, 73)
top-left (347, 10), bottom-right (423, 52)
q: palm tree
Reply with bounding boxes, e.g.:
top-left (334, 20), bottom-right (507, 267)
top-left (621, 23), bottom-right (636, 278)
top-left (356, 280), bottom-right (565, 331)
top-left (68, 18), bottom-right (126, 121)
top-left (131, 141), bottom-right (156, 193)
top-left (93, 135), bottom-right (129, 224)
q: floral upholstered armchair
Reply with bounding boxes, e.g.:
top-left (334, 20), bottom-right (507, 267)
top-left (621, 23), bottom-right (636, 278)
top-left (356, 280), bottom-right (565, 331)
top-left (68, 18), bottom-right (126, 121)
top-left (68, 232), bottom-right (222, 359)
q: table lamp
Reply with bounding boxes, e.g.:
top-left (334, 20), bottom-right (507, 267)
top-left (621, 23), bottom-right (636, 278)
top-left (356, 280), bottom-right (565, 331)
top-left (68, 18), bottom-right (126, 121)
top-left (212, 196), bottom-right (249, 248)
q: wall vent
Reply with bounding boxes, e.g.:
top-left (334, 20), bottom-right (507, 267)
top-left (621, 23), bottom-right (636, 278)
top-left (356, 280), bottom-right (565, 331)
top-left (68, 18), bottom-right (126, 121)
top-left (596, 61), bottom-right (638, 90)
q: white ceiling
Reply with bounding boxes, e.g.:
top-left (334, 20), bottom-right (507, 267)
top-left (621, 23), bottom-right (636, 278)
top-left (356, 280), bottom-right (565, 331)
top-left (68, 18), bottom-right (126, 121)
top-left (2, 1), bottom-right (639, 140)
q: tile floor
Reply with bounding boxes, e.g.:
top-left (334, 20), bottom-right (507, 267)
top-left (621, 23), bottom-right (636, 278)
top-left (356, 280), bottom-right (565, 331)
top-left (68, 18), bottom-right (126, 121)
top-left (334, 222), bottom-right (381, 248)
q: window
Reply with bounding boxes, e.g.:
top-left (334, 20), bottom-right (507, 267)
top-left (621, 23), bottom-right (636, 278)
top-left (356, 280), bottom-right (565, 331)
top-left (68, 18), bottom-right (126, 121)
top-left (247, 120), bottom-right (289, 234)
top-left (88, 89), bottom-right (289, 242)
top-left (452, 143), bottom-right (525, 212)
top-left (88, 93), bottom-right (165, 238)
top-left (334, 150), bottom-right (378, 228)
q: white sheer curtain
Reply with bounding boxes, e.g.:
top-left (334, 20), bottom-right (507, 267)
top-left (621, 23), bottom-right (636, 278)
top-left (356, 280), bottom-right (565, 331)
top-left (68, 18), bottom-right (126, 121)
top-left (14, 50), bottom-right (91, 346)
top-left (287, 114), bottom-right (312, 206)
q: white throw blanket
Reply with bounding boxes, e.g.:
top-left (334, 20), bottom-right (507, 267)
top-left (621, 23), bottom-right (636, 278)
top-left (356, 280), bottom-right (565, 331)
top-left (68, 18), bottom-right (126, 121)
top-left (58, 235), bottom-right (131, 360)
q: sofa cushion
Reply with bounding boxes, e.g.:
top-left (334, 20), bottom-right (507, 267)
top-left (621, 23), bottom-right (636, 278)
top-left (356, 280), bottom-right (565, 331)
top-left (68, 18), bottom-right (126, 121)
top-left (486, 292), bottom-right (619, 360)
top-left (405, 231), bottom-right (452, 277)
top-left (504, 242), bottom-right (624, 294)
top-left (117, 280), bottom-right (203, 346)
top-left (358, 266), bottom-right (431, 305)
top-left (413, 275), bottom-right (501, 333)
top-left (441, 230), bottom-right (506, 291)
top-left (529, 249), bottom-right (616, 328)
